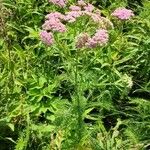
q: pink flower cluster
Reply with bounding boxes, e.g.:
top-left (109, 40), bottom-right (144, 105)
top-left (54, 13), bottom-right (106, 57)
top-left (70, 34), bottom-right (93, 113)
top-left (65, 11), bottom-right (82, 22)
top-left (47, 0), bottom-right (104, 24)
top-left (40, 31), bottom-right (54, 46)
top-left (85, 12), bottom-right (101, 22)
top-left (69, 5), bottom-right (81, 11)
top-left (40, 0), bottom-right (135, 47)
top-left (43, 12), bottom-right (66, 32)
top-left (76, 29), bottom-right (109, 48)
top-left (112, 8), bottom-right (134, 20)
top-left (45, 12), bottom-right (65, 20)
top-left (42, 19), bottom-right (66, 32)
top-left (87, 29), bottom-right (109, 48)
top-left (40, 12), bottom-right (66, 45)
top-left (76, 33), bottom-right (89, 48)
top-left (64, 1), bottom-right (102, 23)
top-left (83, 4), bottom-right (94, 12)
top-left (49, 0), bottom-right (67, 7)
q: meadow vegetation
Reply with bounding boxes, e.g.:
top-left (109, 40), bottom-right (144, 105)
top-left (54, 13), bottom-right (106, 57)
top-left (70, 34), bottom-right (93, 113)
top-left (0, 0), bottom-right (150, 149)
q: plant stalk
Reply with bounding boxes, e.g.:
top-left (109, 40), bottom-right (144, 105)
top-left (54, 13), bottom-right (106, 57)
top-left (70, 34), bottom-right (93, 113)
top-left (75, 50), bottom-right (82, 142)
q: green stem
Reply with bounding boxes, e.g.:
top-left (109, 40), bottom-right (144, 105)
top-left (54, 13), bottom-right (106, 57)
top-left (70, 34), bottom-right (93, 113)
top-left (75, 51), bottom-right (82, 142)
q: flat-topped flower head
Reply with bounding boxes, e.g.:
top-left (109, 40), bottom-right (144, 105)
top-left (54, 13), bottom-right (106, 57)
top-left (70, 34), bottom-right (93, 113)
top-left (42, 19), bottom-right (66, 32)
top-left (69, 5), bottom-right (81, 11)
top-left (112, 8), bottom-right (134, 20)
top-left (93, 29), bottom-right (109, 45)
top-left (49, 0), bottom-right (67, 7)
top-left (86, 29), bottom-right (109, 48)
top-left (45, 12), bottom-right (65, 20)
top-left (40, 31), bottom-right (54, 46)
top-left (64, 11), bottom-right (82, 22)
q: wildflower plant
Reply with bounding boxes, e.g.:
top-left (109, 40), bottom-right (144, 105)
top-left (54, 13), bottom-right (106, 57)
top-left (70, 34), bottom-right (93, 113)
top-left (0, 0), bottom-right (150, 149)
top-left (38, 0), bottom-right (139, 148)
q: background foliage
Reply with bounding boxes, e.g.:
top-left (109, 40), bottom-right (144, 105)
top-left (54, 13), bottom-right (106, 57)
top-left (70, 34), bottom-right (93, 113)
top-left (0, 0), bottom-right (150, 149)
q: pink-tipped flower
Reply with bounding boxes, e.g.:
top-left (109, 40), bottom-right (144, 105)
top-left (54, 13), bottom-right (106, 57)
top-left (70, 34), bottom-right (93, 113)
top-left (42, 18), bottom-right (66, 32)
top-left (49, 0), bottom-right (67, 7)
top-left (69, 5), bottom-right (81, 11)
top-left (112, 8), bottom-right (134, 20)
top-left (86, 29), bottom-right (109, 48)
top-left (45, 12), bottom-right (65, 20)
top-left (84, 4), bottom-right (94, 12)
top-left (40, 31), bottom-right (54, 46)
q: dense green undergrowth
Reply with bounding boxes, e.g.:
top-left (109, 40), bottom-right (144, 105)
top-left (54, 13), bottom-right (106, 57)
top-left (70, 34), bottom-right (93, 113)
top-left (0, 0), bottom-right (150, 149)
